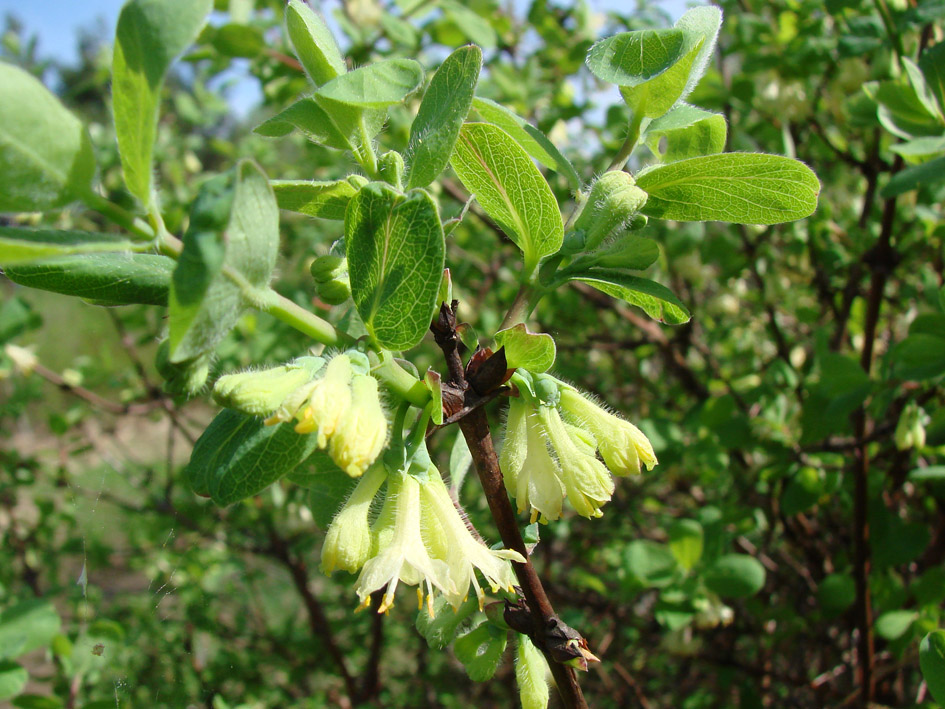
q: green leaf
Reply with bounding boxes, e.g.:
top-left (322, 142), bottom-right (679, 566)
top-left (12, 694), bottom-right (63, 709)
top-left (891, 333), bottom-right (945, 380)
top-left (315, 58), bottom-right (424, 108)
top-left (586, 28), bottom-right (686, 89)
top-left (903, 56), bottom-right (944, 122)
top-left (571, 268), bottom-right (690, 324)
top-left (644, 103), bottom-right (727, 162)
top-left (625, 540), bottom-right (678, 587)
top-left (416, 594), bottom-right (479, 650)
top-left (0, 63), bottom-right (95, 212)
top-left (585, 236), bottom-right (659, 271)
top-left (703, 554), bottom-right (766, 598)
top-left (668, 519), bottom-right (704, 571)
top-left (494, 324), bottom-right (556, 372)
top-left (0, 228), bottom-right (140, 265)
top-left (169, 160), bottom-right (279, 362)
top-left (454, 622), bottom-right (507, 681)
top-left (254, 97), bottom-right (385, 151)
top-left (880, 155), bottom-right (945, 198)
top-left (186, 409), bottom-right (320, 505)
top-left (515, 635), bottom-right (550, 709)
top-left (425, 369), bottom-right (444, 425)
top-left (919, 42), bottom-right (945, 114)
top-left (869, 80), bottom-right (944, 140)
top-left (3, 253), bottom-right (173, 306)
top-left (0, 600), bottom-right (61, 659)
top-left (210, 23), bottom-right (264, 58)
top-left (472, 97), bottom-right (581, 190)
top-left (271, 179), bottom-right (357, 220)
top-left (285, 0), bottom-right (346, 87)
top-left (909, 465), bottom-right (945, 483)
top-left (112, 0), bottom-right (212, 204)
top-left (441, 1), bottom-right (498, 49)
top-left (636, 153), bottom-right (820, 225)
top-left (286, 454), bottom-right (356, 527)
top-left (404, 46), bottom-right (482, 190)
top-left (920, 630), bottom-right (945, 706)
top-left (0, 661), bottom-right (26, 701)
top-left (889, 135), bottom-right (945, 159)
top-left (345, 183), bottom-right (445, 350)
top-left (451, 123), bottom-right (563, 273)
top-left (875, 610), bottom-right (918, 640)
top-left (817, 573), bottom-right (856, 615)
top-left (448, 431), bottom-right (473, 492)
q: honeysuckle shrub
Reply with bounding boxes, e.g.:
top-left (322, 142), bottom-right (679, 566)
top-left (1, 0), bottom-right (943, 706)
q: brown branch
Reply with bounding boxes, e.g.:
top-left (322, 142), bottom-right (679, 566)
top-left (431, 302), bottom-right (588, 709)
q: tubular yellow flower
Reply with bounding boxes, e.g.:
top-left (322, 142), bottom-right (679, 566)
top-left (355, 470), bottom-right (454, 615)
top-left (499, 396), bottom-right (529, 495)
top-left (538, 406), bottom-right (614, 519)
top-left (294, 354), bottom-right (352, 447)
top-left (558, 387), bottom-right (658, 476)
top-left (516, 406), bottom-right (566, 522)
top-left (329, 373), bottom-right (388, 477)
top-left (419, 466), bottom-right (524, 610)
top-left (321, 464), bottom-right (387, 575)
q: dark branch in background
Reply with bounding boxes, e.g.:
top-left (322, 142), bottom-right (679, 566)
top-left (431, 301), bottom-right (588, 709)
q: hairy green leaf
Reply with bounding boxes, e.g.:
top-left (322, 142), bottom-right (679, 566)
top-left (645, 103), bottom-right (727, 162)
top-left (636, 153), bottom-right (820, 224)
top-left (271, 179), bottom-right (357, 220)
top-left (315, 58), bottom-right (423, 108)
top-left (472, 97), bottom-right (581, 189)
top-left (572, 268), bottom-right (690, 324)
top-left (0, 63), bottom-right (95, 212)
top-left (169, 160), bottom-right (279, 362)
top-left (254, 97), bottom-right (385, 151)
top-left (586, 29), bottom-right (686, 88)
top-left (451, 123), bottom-right (563, 273)
top-left (454, 623), bottom-right (507, 681)
top-left (112, 0), bottom-right (212, 203)
top-left (345, 183), bottom-right (445, 350)
top-left (495, 324), bottom-right (556, 372)
top-left (0, 228), bottom-right (140, 265)
top-left (285, 0), bottom-right (346, 87)
top-left (187, 409), bottom-right (320, 505)
top-left (405, 46), bottom-right (482, 190)
top-left (3, 253), bottom-right (173, 306)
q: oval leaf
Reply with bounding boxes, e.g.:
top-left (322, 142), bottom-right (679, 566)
top-left (668, 519), bottom-right (704, 571)
top-left (0, 600), bottom-right (61, 660)
top-left (637, 153), bottom-right (820, 225)
top-left (345, 183), bottom-right (445, 350)
top-left (186, 409), bottom-right (320, 505)
top-left (703, 554), bottom-right (766, 598)
top-left (586, 29), bottom-right (686, 88)
top-left (451, 123), bottom-right (563, 273)
top-left (874, 610), bottom-right (917, 641)
top-left (0, 228), bottom-right (140, 265)
top-left (494, 324), bottom-right (556, 372)
top-left (315, 58), bottom-right (423, 108)
top-left (920, 630), bottom-right (945, 707)
top-left (3, 253), bottom-right (173, 306)
top-left (272, 179), bottom-right (357, 220)
top-left (0, 661), bottom-right (26, 700)
top-left (285, 0), bottom-right (346, 87)
top-left (572, 268), bottom-right (690, 324)
top-left (112, 0), bottom-right (213, 204)
top-left (0, 63), bottom-right (95, 212)
top-left (405, 46), bottom-right (482, 190)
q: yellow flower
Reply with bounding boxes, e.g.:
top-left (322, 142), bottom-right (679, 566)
top-left (329, 373), bottom-right (388, 477)
top-left (321, 464), bottom-right (387, 574)
top-left (294, 353), bottom-right (353, 447)
top-left (355, 470), bottom-right (454, 615)
top-left (419, 466), bottom-right (524, 610)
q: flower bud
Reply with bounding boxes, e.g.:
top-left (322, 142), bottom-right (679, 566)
top-left (310, 254), bottom-right (346, 283)
top-left (329, 373), bottom-right (388, 477)
top-left (378, 150), bottom-right (405, 191)
top-left (321, 464), bottom-right (387, 574)
top-left (4, 344), bottom-right (37, 376)
top-left (573, 171), bottom-right (648, 251)
top-left (213, 365), bottom-right (314, 417)
top-left (895, 402), bottom-right (928, 450)
top-left (316, 274), bottom-right (351, 305)
top-left (155, 340), bottom-right (210, 397)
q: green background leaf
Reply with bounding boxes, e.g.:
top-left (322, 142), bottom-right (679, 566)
top-left (0, 63), bottom-right (94, 212)
top-left (0, 228), bottom-right (139, 265)
top-left (920, 630), bottom-right (945, 706)
top-left (703, 554), bottom-right (766, 598)
top-left (112, 0), bottom-right (212, 203)
top-left (345, 183), bottom-right (445, 350)
top-left (573, 269), bottom-right (690, 324)
top-left (0, 661), bottom-right (27, 701)
top-left (637, 153), bottom-right (820, 225)
top-left (0, 600), bottom-right (61, 660)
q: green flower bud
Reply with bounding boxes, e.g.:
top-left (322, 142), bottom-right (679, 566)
top-left (213, 365), bottom-right (314, 417)
top-left (560, 229), bottom-right (587, 255)
top-left (316, 274), bottom-right (351, 305)
top-left (573, 171), bottom-right (648, 251)
top-left (378, 150), bottom-right (405, 191)
top-left (155, 341), bottom-right (210, 397)
top-left (310, 254), bottom-right (346, 283)
top-left (895, 402), bottom-right (929, 450)
top-left (516, 635), bottom-right (551, 709)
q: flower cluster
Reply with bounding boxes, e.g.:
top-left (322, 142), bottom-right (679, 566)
top-left (321, 458), bottom-right (525, 615)
top-left (500, 371), bottom-right (657, 522)
top-left (213, 351), bottom-right (388, 478)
